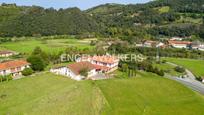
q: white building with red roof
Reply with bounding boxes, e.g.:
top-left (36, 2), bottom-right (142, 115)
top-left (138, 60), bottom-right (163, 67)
top-left (168, 40), bottom-right (192, 49)
top-left (0, 50), bottom-right (17, 57)
top-left (0, 60), bottom-right (30, 77)
top-left (76, 55), bottom-right (119, 72)
top-left (50, 55), bottom-right (119, 81)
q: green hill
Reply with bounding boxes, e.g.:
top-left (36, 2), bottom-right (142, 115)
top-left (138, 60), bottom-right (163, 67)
top-left (0, 72), bottom-right (204, 114)
top-left (0, 1), bottom-right (204, 39)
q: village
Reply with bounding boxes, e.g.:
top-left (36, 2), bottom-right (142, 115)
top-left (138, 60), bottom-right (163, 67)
top-left (137, 36), bottom-right (204, 51)
top-left (0, 36), bottom-right (204, 82)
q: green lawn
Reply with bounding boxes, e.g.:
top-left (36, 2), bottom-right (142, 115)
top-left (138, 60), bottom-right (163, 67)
top-left (158, 6), bottom-right (170, 13)
top-left (153, 62), bottom-right (184, 76)
top-left (166, 58), bottom-right (204, 77)
top-left (0, 72), bottom-right (204, 115)
top-left (0, 39), bottom-right (94, 54)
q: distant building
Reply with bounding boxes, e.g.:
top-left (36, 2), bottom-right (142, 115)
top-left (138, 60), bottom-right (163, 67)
top-left (191, 41), bottom-right (204, 51)
top-left (51, 55), bottom-right (119, 81)
top-left (0, 50), bottom-right (17, 57)
top-left (168, 40), bottom-right (192, 49)
top-left (0, 60), bottom-right (30, 77)
top-left (76, 55), bottom-right (119, 72)
top-left (142, 40), bottom-right (165, 48)
top-left (170, 36), bottom-right (191, 41)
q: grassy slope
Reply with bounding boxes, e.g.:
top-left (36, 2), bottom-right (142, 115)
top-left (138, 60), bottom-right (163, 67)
top-left (153, 62), bottom-right (184, 76)
top-left (0, 72), bottom-right (204, 115)
top-left (0, 73), bottom-right (108, 115)
top-left (0, 39), bottom-right (94, 54)
top-left (166, 58), bottom-right (204, 77)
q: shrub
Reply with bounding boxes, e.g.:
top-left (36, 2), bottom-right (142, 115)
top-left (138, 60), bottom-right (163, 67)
top-left (27, 55), bottom-right (45, 71)
top-left (162, 60), bottom-right (167, 63)
top-left (157, 70), bottom-right (165, 76)
top-left (196, 76), bottom-right (203, 82)
top-left (0, 75), bottom-right (12, 82)
top-left (22, 68), bottom-right (34, 76)
top-left (79, 68), bottom-right (89, 77)
top-left (174, 66), bottom-right (185, 73)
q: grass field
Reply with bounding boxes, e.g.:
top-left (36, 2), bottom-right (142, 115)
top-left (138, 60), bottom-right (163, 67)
top-left (153, 62), bottom-right (184, 76)
top-left (158, 6), bottom-right (170, 13)
top-left (166, 58), bottom-right (204, 77)
top-left (0, 72), bottom-right (204, 115)
top-left (0, 39), bottom-right (94, 54)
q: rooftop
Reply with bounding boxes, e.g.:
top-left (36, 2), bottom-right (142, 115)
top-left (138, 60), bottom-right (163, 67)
top-left (67, 62), bottom-right (95, 75)
top-left (0, 60), bottom-right (30, 71)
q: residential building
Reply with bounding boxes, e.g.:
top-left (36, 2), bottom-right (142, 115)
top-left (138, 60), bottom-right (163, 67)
top-left (0, 50), bottom-right (16, 57)
top-left (191, 41), bottom-right (204, 51)
top-left (168, 40), bottom-right (192, 49)
top-left (142, 40), bottom-right (165, 48)
top-left (51, 55), bottom-right (119, 81)
top-left (143, 40), bottom-right (157, 47)
top-left (0, 60), bottom-right (30, 77)
top-left (76, 55), bottom-right (119, 72)
top-left (50, 61), bottom-right (110, 81)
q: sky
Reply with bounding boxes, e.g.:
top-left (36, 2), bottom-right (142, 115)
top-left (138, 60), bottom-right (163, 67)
top-left (0, 0), bottom-right (151, 10)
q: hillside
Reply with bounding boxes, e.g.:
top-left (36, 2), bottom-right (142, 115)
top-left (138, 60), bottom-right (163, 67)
top-left (87, 0), bottom-right (204, 39)
top-left (1, 72), bottom-right (204, 114)
top-left (0, 1), bottom-right (204, 39)
top-left (0, 5), bottom-right (99, 37)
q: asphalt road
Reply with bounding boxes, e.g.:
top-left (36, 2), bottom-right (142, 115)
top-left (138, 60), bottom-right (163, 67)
top-left (165, 62), bottom-right (204, 95)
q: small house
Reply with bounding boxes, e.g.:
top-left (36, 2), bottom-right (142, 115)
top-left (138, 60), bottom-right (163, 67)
top-left (0, 50), bottom-right (16, 57)
top-left (0, 60), bottom-right (30, 77)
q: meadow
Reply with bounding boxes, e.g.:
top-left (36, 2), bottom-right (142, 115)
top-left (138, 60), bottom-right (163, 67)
top-left (153, 62), bottom-right (184, 76)
top-left (0, 72), bottom-right (204, 115)
top-left (0, 38), bottom-right (94, 54)
top-left (166, 58), bottom-right (204, 77)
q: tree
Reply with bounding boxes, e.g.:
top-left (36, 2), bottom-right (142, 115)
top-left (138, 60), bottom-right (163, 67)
top-left (79, 68), bottom-right (89, 77)
top-left (121, 63), bottom-right (128, 72)
top-left (22, 68), bottom-right (34, 76)
top-left (174, 66), bottom-right (185, 73)
top-left (27, 55), bottom-right (45, 71)
top-left (32, 46), bottom-right (43, 55)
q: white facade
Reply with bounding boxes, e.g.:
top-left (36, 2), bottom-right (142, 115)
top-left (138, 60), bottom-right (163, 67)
top-left (50, 67), bottom-right (98, 81)
top-left (0, 53), bottom-right (13, 57)
top-left (171, 44), bottom-right (188, 49)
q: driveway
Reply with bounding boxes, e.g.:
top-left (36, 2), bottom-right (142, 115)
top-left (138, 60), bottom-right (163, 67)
top-left (166, 62), bottom-right (204, 95)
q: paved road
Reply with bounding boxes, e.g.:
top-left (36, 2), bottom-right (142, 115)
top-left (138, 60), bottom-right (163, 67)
top-left (166, 62), bottom-right (204, 95)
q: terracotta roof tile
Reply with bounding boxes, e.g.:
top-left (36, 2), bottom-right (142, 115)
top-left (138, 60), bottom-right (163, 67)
top-left (0, 60), bottom-right (30, 70)
top-left (168, 40), bottom-right (192, 45)
top-left (67, 62), bottom-right (95, 75)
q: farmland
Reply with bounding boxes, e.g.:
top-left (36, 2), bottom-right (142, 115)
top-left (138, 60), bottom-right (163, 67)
top-left (0, 38), bottom-right (94, 54)
top-left (0, 72), bottom-right (204, 115)
top-left (166, 58), bottom-right (204, 77)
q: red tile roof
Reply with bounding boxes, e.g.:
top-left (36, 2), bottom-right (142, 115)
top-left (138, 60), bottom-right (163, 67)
top-left (0, 60), bottom-right (30, 70)
top-left (168, 40), bottom-right (192, 45)
top-left (92, 56), bottom-right (119, 64)
top-left (92, 64), bottom-right (110, 72)
top-left (67, 62), bottom-right (95, 75)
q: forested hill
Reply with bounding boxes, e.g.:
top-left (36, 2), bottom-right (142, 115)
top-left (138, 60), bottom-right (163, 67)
top-left (0, 4), bottom-right (99, 37)
top-left (0, 0), bottom-right (204, 40)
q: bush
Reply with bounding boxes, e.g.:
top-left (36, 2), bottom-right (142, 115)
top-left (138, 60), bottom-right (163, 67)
top-left (162, 60), bottom-right (167, 63)
top-left (157, 70), bottom-right (165, 76)
top-left (22, 68), bottom-right (34, 76)
top-left (27, 55), bottom-right (45, 71)
top-left (0, 75), bottom-right (12, 82)
top-left (174, 66), bottom-right (185, 73)
top-left (196, 76), bottom-right (203, 82)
